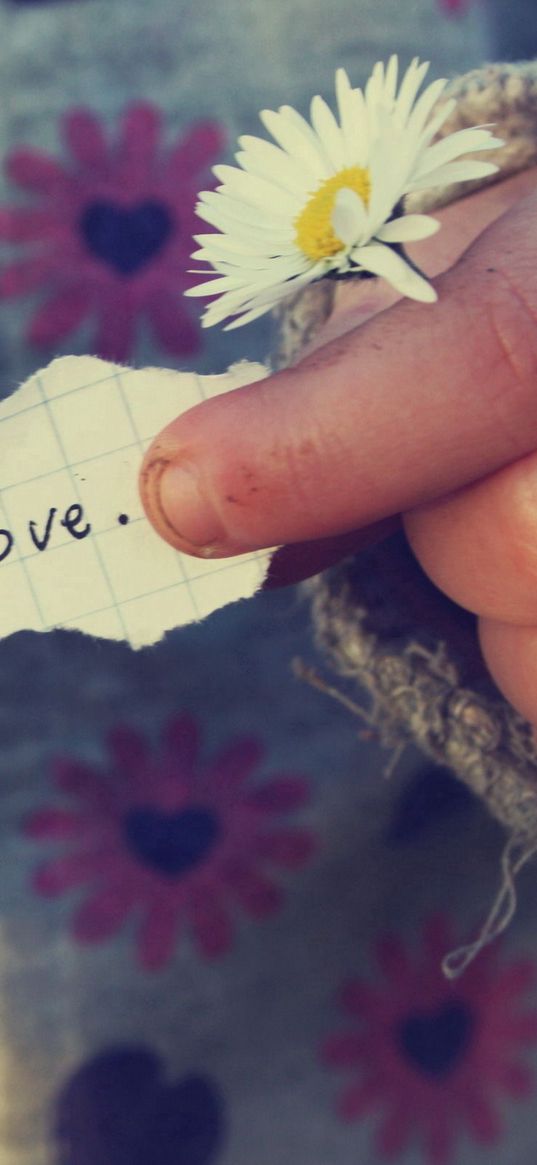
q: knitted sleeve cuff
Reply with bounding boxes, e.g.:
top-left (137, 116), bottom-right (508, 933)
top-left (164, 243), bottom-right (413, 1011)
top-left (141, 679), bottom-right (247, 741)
top-left (279, 59), bottom-right (537, 976)
top-left (407, 58), bottom-right (537, 212)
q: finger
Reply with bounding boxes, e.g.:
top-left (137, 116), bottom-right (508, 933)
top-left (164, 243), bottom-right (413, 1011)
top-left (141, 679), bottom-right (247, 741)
top-left (140, 185), bottom-right (537, 559)
top-left (404, 448), bottom-right (537, 626)
top-left (271, 172), bottom-right (537, 590)
top-left (479, 616), bottom-right (537, 726)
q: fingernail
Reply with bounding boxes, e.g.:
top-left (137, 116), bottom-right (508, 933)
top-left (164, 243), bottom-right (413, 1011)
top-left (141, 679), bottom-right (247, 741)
top-left (155, 460), bottom-right (225, 554)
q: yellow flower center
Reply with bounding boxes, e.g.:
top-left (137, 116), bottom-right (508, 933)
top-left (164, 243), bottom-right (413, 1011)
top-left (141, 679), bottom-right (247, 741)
top-left (294, 166), bottom-right (371, 261)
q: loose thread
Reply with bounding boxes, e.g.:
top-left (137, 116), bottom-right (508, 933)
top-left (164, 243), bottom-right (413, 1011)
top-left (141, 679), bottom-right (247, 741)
top-left (293, 658), bottom-right (407, 779)
top-left (292, 658), bottom-right (374, 726)
top-left (442, 834), bottom-right (537, 979)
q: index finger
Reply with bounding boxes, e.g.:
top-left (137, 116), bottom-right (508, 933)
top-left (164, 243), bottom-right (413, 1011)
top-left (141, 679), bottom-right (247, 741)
top-left (140, 185), bottom-right (537, 560)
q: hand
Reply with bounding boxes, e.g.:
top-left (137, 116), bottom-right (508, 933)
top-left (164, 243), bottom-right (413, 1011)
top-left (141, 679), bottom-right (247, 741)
top-left (140, 167), bottom-right (537, 724)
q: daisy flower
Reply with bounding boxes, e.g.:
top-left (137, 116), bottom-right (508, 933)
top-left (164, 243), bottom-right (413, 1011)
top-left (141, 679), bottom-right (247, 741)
top-left (24, 713), bottom-right (315, 971)
top-left (321, 916), bottom-right (537, 1165)
top-left (187, 56), bottom-right (502, 329)
top-left (0, 105), bottom-right (225, 361)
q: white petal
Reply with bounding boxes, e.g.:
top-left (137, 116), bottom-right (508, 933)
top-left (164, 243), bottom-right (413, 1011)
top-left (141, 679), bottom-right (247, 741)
top-left (413, 127), bottom-right (503, 178)
top-left (335, 67), bottom-right (353, 120)
top-left (212, 165), bottom-right (302, 215)
top-left (405, 77), bottom-right (448, 142)
top-left (310, 94), bottom-right (345, 170)
top-left (384, 54), bottom-right (399, 105)
top-left (259, 107), bottom-right (328, 178)
top-left (353, 243), bottom-right (437, 302)
top-left (393, 58), bottom-right (430, 126)
top-left (237, 261), bottom-right (324, 307)
top-left (335, 70), bottom-right (369, 163)
top-left (331, 188), bottom-right (368, 245)
top-left (276, 104), bottom-right (322, 149)
top-left (406, 158), bottom-right (499, 191)
top-left (195, 208), bottom-right (288, 242)
top-left (223, 304), bottom-right (274, 330)
top-left (201, 295), bottom-right (256, 327)
top-left (196, 192), bottom-right (290, 231)
top-left (242, 265), bottom-right (321, 307)
top-left (192, 246), bottom-right (294, 268)
top-left (343, 87), bottom-right (370, 165)
top-left (194, 212), bottom-right (288, 248)
top-left (204, 253), bottom-right (328, 327)
top-left (335, 68), bottom-right (352, 94)
top-left (365, 59), bottom-right (386, 115)
top-left (376, 214), bottom-right (440, 242)
top-left (185, 275), bottom-right (244, 297)
top-left (221, 281), bottom-right (312, 327)
top-left (277, 103), bottom-right (340, 173)
top-left (193, 232), bottom-right (296, 258)
top-left (201, 288), bottom-right (267, 326)
top-left (236, 135), bottom-right (310, 193)
top-left (193, 230), bottom-right (294, 251)
top-left (367, 129), bottom-right (412, 234)
top-left (194, 253), bottom-right (310, 282)
top-left (416, 98), bottom-right (457, 150)
top-left (204, 272), bottom-right (308, 328)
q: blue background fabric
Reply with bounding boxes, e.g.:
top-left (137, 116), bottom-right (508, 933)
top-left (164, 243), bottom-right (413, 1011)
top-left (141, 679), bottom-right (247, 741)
top-left (1, 2), bottom-right (537, 1164)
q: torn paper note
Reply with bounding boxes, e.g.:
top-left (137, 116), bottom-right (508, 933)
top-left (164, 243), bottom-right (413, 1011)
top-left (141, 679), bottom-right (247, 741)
top-left (0, 355), bottom-right (271, 648)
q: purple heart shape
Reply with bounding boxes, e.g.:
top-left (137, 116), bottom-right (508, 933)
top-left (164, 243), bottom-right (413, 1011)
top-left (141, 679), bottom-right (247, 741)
top-left (79, 200), bottom-right (174, 275)
top-left (54, 1046), bottom-right (225, 1165)
top-left (123, 806), bottom-right (221, 878)
top-left (397, 1000), bottom-right (474, 1077)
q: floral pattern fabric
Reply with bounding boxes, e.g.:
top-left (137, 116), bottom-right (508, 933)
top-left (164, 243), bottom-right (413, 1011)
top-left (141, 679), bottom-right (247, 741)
top-left (25, 715), bottom-right (315, 970)
top-left (0, 107), bottom-right (224, 362)
top-left (322, 916), bottom-right (537, 1164)
top-left (17, 703), bottom-right (537, 1165)
top-left (1, 1), bottom-right (535, 1165)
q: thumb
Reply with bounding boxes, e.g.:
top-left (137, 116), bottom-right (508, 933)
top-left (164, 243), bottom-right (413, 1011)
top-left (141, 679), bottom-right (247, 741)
top-left (140, 188), bottom-right (537, 559)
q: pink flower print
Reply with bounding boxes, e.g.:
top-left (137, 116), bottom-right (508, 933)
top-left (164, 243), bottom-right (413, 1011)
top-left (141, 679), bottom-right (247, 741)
top-left (24, 714), bottom-right (316, 971)
top-left (321, 916), bottom-right (537, 1164)
top-left (438, 0), bottom-right (472, 13)
top-left (0, 106), bottom-right (225, 361)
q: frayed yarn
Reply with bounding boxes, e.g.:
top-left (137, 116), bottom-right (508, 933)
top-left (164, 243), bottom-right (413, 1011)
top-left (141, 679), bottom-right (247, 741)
top-left (275, 58), bottom-right (537, 977)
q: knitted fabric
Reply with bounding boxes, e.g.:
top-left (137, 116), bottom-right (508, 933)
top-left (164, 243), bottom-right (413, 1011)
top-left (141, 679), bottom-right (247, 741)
top-left (276, 60), bottom-right (537, 974)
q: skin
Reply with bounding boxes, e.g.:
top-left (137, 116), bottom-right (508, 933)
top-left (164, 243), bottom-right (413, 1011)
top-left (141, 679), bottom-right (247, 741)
top-left (140, 166), bottom-right (537, 725)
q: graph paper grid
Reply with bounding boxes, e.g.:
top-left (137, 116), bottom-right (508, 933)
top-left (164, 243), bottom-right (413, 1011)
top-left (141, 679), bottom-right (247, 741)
top-left (0, 356), bottom-right (270, 648)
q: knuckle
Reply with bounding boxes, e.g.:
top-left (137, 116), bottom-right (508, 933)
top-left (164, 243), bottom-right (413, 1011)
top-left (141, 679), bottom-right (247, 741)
top-left (243, 375), bottom-right (349, 528)
top-left (480, 264), bottom-right (537, 453)
top-left (278, 416), bottom-right (347, 528)
top-left (505, 462), bottom-right (537, 580)
top-left (490, 269), bottom-right (537, 381)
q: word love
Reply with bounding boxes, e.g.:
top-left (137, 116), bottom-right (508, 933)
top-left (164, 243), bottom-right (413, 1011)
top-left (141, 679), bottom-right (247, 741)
top-left (0, 505), bottom-right (130, 562)
top-left (0, 502), bottom-right (92, 561)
